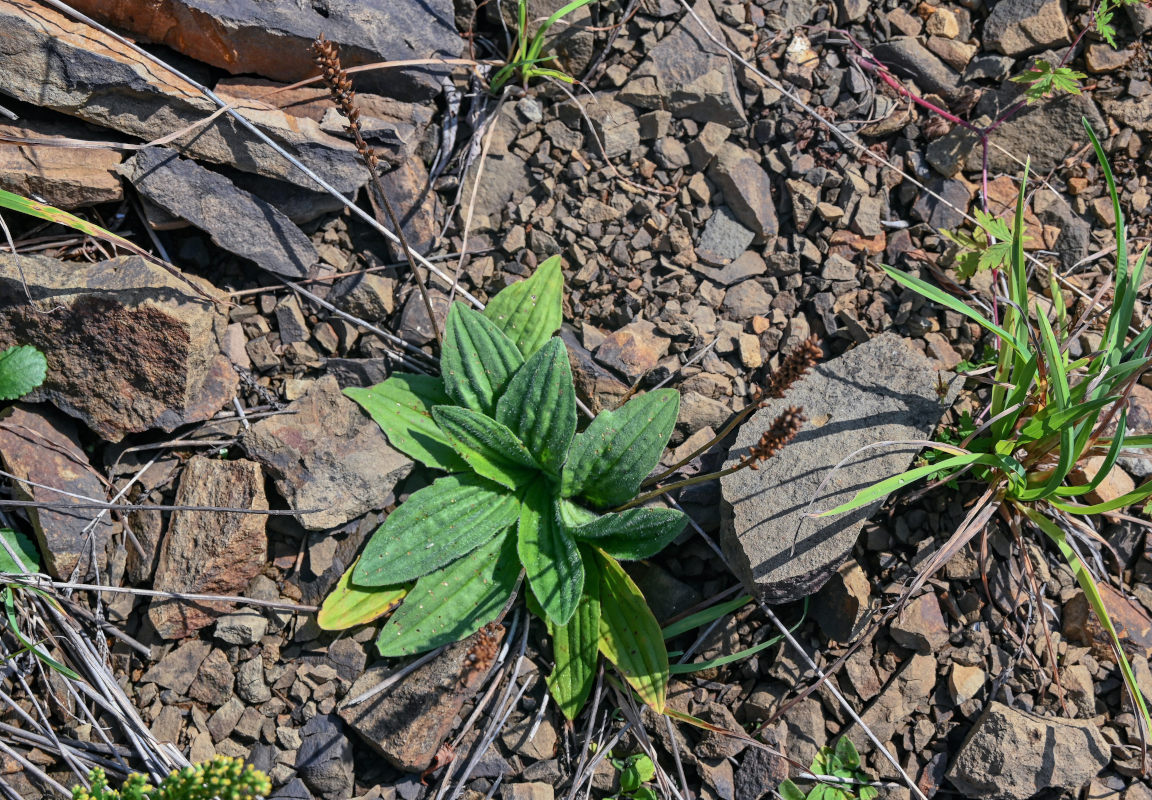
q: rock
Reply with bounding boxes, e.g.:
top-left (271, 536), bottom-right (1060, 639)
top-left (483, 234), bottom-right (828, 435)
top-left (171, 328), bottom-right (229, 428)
top-left (150, 705), bottom-right (183, 745)
top-left (0, 120), bottom-right (122, 208)
top-left (376, 159), bottom-right (442, 260)
top-left (694, 702), bottom-right (748, 759)
top-left (142, 639), bottom-right (211, 694)
top-left (619, 0), bottom-right (746, 127)
top-left (148, 457), bottom-right (268, 639)
top-left (679, 391), bottom-right (733, 434)
top-left (786, 179), bottom-right (820, 231)
top-left (697, 207), bottom-right (756, 266)
top-left (503, 784), bottom-right (554, 800)
top-left (188, 648), bottom-right (235, 706)
top-left (891, 591), bottom-right (950, 653)
top-left (984, 0), bottom-right (1070, 56)
top-left (694, 251), bottom-right (766, 287)
top-left (0, 254), bottom-right (236, 442)
top-left (911, 177), bottom-right (971, 230)
top-left (872, 38), bottom-right (963, 100)
top-left (925, 7), bottom-right (960, 37)
top-left (949, 663), bottom-right (985, 704)
top-left (594, 320), bottom-right (670, 383)
top-left (68, 0), bottom-right (460, 101)
top-left (296, 713), bottom-right (354, 800)
top-left (1085, 42), bottom-right (1134, 73)
top-left (1063, 583), bottom-right (1152, 660)
top-left (270, 779), bottom-right (315, 800)
top-left (214, 610), bottom-right (268, 646)
top-left (236, 657), bottom-right (271, 704)
top-left (0, 405), bottom-right (113, 580)
top-left (1100, 93), bottom-right (1152, 133)
top-left (0, 1), bottom-right (369, 192)
top-left (945, 702), bottom-right (1109, 799)
top-left (720, 334), bottom-right (960, 603)
top-left (460, 148), bottom-right (532, 231)
top-left (121, 149), bottom-right (316, 279)
top-left (242, 376), bottom-right (412, 530)
top-left (501, 713), bottom-right (559, 760)
top-left (722, 280), bottom-right (773, 318)
top-left (734, 741), bottom-right (788, 800)
top-left (341, 627), bottom-right (505, 772)
top-left (812, 559), bottom-right (872, 644)
top-left (628, 562), bottom-right (702, 624)
top-left (572, 94), bottom-right (641, 159)
top-left (844, 653), bottom-right (936, 753)
top-left (709, 144), bottom-right (779, 239)
top-left (782, 697), bottom-right (826, 768)
top-left (783, 33), bottom-right (820, 89)
top-left (561, 329), bottom-right (631, 414)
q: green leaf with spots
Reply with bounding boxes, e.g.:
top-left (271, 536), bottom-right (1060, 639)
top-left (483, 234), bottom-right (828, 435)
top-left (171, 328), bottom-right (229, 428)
top-left (596, 549), bottom-right (668, 712)
top-left (442, 303), bottom-right (524, 415)
top-left (496, 338), bottom-right (576, 475)
top-left (317, 557), bottom-right (407, 631)
top-left (353, 474), bottom-right (519, 586)
top-left (483, 255), bottom-right (564, 358)
top-left (518, 481), bottom-right (583, 626)
top-left (344, 373), bottom-right (468, 473)
top-left (376, 527), bottom-right (520, 657)
top-left (566, 507), bottom-right (687, 560)
top-left (432, 405), bottom-right (540, 489)
top-left (561, 389), bottom-right (680, 507)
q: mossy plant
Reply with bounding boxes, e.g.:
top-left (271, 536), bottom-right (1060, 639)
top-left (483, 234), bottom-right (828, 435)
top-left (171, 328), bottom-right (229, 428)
top-left (72, 757), bottom-right (270, 800)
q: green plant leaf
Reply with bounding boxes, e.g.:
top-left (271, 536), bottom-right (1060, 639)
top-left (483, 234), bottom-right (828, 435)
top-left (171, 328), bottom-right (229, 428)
top-left (432, 405), bottom-right (539, 489)
top-left (482, 255), bottom-right (564, 357)
top-left (496, 338), bottom-right (577, 475)
top-left (816, 452), bottom-right (1002, 517)
top-left (561, 389), bottom-right (680, 507)
top-left (317, 558), bottom-right (407, 630)
top-left (0, 529), bottom-right (39, 574)
top-left (778, 780), bottom-right (806, 800)
top-left (344, 374), bottom-right (468, 473)
top-left (567, 507), bottom-right (687, 560)
top-left (518, 482), bottom-right (583, 626)
top-left (596, 550), bottom-right (668, 712)
top-left (376, 527), bottom-right (520, 657)
top-left (442, 303), bottom-right (524, 415)
top-left (542, 552), bottom-right (601, 720)
top-left (834, 737), bottom-right (861, 769)
top-left (353, 474), bottom-right (520, 586)
top-left (0, 345), bottom-right (47, 401)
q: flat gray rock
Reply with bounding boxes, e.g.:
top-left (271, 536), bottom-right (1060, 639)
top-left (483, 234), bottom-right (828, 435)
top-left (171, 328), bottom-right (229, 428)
top-left (121, 149), bottom-right (316, 278)
top-left (619, 0), bottom-right (746, 127)
top-left (720, 333), bottom-right (959, 604)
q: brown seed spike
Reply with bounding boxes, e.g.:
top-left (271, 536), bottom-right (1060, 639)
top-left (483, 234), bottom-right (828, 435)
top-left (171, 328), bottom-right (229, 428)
top-left (762, 336), bottom-right (822, 401)
top-left (739, 406), bottom-right (806, 468)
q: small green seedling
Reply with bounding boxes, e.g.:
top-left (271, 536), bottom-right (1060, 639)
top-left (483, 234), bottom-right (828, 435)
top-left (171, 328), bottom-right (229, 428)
top-left (0, 344), bottom-right (47, 401)
top-left (607, 753), bottom-right (657, 800)
top-left (320, 256), bottom-right (684, 717)
top-left (779, 738), bottom-right (877, 800)
top-left (72, 757), bottom-right (270, 800)
top-left (490, 0), bottom-right (598, 93)
top-left (939, 208), bottom-right (1026, 280)
top-left (1010, 61), bottom-right (1087, 103)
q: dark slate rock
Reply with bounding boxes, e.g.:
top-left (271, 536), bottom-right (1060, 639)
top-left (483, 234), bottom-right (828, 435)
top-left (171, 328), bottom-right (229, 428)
top-left (720, 334), bottom-right (960, 603)
top-left (296, 714), bottom-right (354, 800)
top-left (121, 149), bottom-right (315, 278)
top-left (911, 177), bottom-right (971, 231)
top-left (270, 778), bottom-right (315, 800)
top-left (872, 37), bottom-right (963, 100)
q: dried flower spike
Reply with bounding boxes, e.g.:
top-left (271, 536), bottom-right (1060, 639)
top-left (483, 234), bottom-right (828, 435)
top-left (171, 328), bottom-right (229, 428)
top-left (762, 336), bottom-right (822, 401)
top-left (740, 406), bottom-right (806, 469)
top-left (311, 34), bottom-right (378, 171)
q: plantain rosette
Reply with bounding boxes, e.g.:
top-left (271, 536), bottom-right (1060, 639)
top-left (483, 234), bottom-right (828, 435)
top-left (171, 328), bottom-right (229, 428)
top-left (318, 257), bottom-right (685, 717)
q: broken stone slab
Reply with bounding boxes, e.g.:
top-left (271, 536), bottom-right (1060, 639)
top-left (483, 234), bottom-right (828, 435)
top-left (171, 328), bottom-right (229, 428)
top-left (149, 456), bottom-right (268, 639)
top-left (340, 627), bottom-right (505, 772)
top-left (67, 0), bottom-right (461, 102)
top-left (720, 333), bottom-right (960, 604)
top-left (0, 120), bottom-right (122, 209)
top-left (296, 713), bottom-right (354, 800)
top-left (709, 143), bottom-right (779, 240)
top-left (619, 0), bottom-right (747, 128)
top-left (946, 702), bottom-right (1110, 800)
top-left (983, 0), bottom-right (1071, 56)
top-left (842, 652), bottom-right (936, 754)
top-left (0, 405), bottom-right (113, 580)
top-left (0, 0), bottom-right (367, 193)
top-left (871, 37), bottom-right (963, 101)
top-left (241, 375), bottom-right (412, 531)
top-left (0, 253), bottom-right (237, 442)
top-left (120, 148), bottom-right (316, 279)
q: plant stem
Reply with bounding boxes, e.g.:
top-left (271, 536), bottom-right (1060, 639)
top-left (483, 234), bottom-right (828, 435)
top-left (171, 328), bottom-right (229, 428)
top-left (617, 464), bottom-right (743, 511)
top-left (642, 400), bottom-right (760, 487)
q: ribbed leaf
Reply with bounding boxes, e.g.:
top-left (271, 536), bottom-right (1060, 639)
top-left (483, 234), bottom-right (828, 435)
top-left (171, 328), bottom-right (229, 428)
top-left (561, 389), bottom-right (680, 507)
top-left (442, 303), bottom-right (524, 415)
top-left (376, 528), bottom-right (520, 657)
top-left (518, 482), bottom-right (583, 626)
top-left (432, 405), bottom-right (539, 489)
top-left (567, 507), bottom-right (687, 560)
top-left (0, 345), bottom-right (47, 401)
top-left (344, 374), bottom-right (468, 473)
top-left (353, 474), bottom-right (519, 586)
top-left (596, 550), bottom-right (668, 712)
top-left (483, 255), bottom-right (564, 358)
top-left (542, 551), bottom-right (600, 720)
top-left (0, 528), bottom-right (39, 574)
top-left (317, 558), bottom-right (407, 630)
top-left (496, 338), bottom-right (576, 474)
